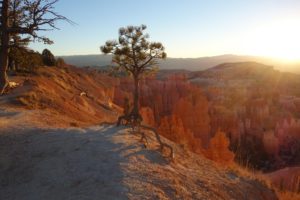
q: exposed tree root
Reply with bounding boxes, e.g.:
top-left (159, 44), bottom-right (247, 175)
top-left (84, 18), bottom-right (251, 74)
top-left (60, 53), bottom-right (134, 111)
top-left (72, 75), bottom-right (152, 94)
top-left (117, 115), bottom-right (174, 159)
top-left (117, 114), bottom-right (131, 126)
top-left (139, 124), bottom-right (174, 159)
top-left (116, 111), bottom-right (174, 159)
top-left (139, 130), bottom-right (148, 144)
top-left (0, 79), bottom-right (9, 96)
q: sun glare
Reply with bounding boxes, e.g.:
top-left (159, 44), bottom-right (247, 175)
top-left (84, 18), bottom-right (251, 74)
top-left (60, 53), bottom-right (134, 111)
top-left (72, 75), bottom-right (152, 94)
top-left (240, 18), bottom-right (300, 62)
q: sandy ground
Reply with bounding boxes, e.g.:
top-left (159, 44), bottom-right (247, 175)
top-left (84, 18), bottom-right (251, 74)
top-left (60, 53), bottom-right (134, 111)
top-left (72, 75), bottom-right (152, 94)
top-left (0, 107), bottom-right (278, 200)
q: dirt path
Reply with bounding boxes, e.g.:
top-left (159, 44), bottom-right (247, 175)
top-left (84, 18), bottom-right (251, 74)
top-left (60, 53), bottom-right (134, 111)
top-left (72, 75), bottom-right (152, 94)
top-left (0, 108), bottom-right (278, 200)
top-left (0, 124), bottom-right (131, 200)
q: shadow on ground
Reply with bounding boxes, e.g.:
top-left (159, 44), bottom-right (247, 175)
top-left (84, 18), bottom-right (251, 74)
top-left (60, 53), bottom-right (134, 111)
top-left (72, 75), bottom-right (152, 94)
top-left (0, 125), bottom-right (129, 200)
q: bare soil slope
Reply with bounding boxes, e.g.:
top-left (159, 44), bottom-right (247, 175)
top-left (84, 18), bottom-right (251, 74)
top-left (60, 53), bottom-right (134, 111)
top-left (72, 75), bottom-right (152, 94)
top-left (0, 108), bottom-right (278, 200)
top-left (0, 66), bottom-right (279, 199)
top-left (267, 167), bottom-right (300, 193)
top-left (0, 66), bottom-right (120, 127)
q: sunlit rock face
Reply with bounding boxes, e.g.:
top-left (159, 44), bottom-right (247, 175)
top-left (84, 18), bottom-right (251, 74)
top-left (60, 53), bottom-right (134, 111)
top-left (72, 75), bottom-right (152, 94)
top-left (275, 117), bottom-right (300, 142)
top-left (173, 94), bottom-right (211, 145)
top-left (267, 167), bottom-right (300, 193)
top-left (263, 130), bottom-right (279, 156)
top-left (158, 114), bottom-right (203, 154)
top-left (143, 79), bottom-right (211, 146)
top-left (112, 64), bottom-right (300, 170)
top-left (204, 130), bottom-right (235, 164)
top-left (140, 107), bottom-right (155, 127)
top-left (209, 105), bottom-right (239, 142)
top-left (114, 77), bottom-right (211, 151)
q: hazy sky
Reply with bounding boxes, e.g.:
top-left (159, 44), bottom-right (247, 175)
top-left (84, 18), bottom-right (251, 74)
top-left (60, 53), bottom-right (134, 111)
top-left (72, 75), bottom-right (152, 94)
top-left (29, 0), bottom-right (300, 60)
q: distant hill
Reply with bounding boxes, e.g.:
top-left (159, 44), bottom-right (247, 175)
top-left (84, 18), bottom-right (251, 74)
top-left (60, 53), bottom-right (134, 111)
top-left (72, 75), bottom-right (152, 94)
top-left (188, 62), bottom-right (300, 97)
top-left (59, 54), bottom-right (300, 73)
top-left (189, 62), bottom-right (276, 80)
top-left (59, 54), bottom-right (113, 68)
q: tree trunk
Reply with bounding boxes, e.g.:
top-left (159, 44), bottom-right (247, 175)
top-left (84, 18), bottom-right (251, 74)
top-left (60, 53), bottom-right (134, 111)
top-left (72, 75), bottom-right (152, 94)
top-left (0, 0), bottom-right (10, 95)
top-left (8, 56), bottom-right (15, 71)
top-left (132, 75), bottom-right (140, 117)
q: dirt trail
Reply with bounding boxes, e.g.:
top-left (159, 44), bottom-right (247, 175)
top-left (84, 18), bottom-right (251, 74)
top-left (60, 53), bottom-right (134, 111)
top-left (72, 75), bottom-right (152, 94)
top-left (0, 123), bottom-right (130, 200)
top-left (0, 107), bottom-right (278, 200)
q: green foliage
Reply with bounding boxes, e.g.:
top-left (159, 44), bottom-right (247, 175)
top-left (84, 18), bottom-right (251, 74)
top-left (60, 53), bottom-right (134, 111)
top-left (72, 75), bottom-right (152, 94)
top-left (100, 25), bottom-right (166, 78)
top-left (7, 34), bottom-right (37, 72)
top-left (101, 25), bottom-right (167, 118)
top-left (42, 49), bottom-right (56, 66)
top-left (0, 0), bottom-right (71, 94)
top-left (9, 48), bottom-right (43, 73)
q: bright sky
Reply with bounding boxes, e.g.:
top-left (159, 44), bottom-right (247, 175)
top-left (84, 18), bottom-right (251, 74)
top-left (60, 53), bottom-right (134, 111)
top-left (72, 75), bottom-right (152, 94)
top-left (29, 0), bottom-right (300, 61)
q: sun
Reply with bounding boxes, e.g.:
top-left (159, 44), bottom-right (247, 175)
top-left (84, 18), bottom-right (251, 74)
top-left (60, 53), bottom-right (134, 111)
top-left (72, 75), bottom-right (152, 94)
top-left (240, 18), bottom-right (300, 62)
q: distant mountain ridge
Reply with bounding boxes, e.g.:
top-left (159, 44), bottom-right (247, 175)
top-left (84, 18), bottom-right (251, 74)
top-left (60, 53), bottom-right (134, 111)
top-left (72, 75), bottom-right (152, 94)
top-left (59, 54), bottom-right (300, 74)
top-left (189, 62), bottom-right (278, 81)
top-left (188, 61), bottom-right (300, 98)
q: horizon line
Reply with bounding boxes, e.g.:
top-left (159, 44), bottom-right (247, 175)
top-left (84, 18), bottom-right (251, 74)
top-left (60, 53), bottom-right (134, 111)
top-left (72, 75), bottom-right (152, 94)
top-left (56, 53), bottom-right (300, 63)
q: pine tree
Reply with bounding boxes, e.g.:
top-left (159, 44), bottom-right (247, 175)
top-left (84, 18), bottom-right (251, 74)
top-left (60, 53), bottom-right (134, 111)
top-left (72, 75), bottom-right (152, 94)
top-left (0, 0), bottom-right (72, 94)
top-left (42, 49), bottom-right (56, 66)
top-left (56, 57), bottom-right (66, 67)
top-left (101, 25), bottom-right (166, 124)
top-left (8, 35), bottom-right (30, 71)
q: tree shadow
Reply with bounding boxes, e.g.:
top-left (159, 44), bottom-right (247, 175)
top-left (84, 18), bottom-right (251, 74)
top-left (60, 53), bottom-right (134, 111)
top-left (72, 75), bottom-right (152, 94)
top-left (123, 147), bottom-right (170, 166)
top-left (0, 110), bottom-right (19, 117)
top-left (112, 127), bottom-right (172, 165)
top-left (0, 125), bottom-right (129, 200)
